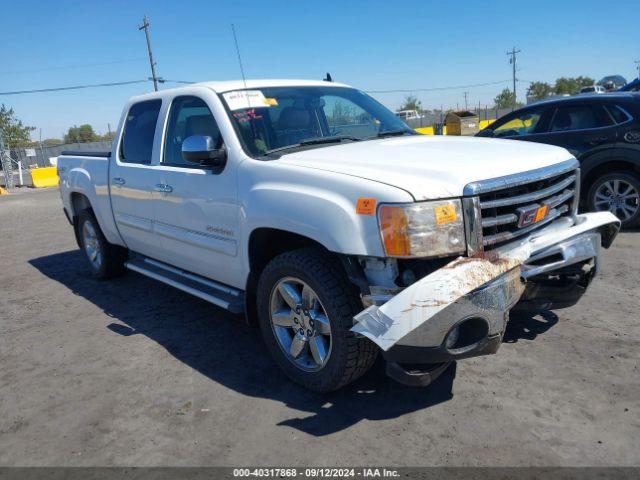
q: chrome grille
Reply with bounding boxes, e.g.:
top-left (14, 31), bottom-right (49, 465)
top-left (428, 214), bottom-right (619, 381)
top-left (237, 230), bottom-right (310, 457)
top-left (463, 159), bottom-right (580, 254)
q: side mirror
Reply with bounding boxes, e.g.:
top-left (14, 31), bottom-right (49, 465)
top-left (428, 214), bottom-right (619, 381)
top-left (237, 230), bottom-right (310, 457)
top-left (181, 135), bottom-right (227, 168)
top-left (477, 129), bottom-right (494, 138)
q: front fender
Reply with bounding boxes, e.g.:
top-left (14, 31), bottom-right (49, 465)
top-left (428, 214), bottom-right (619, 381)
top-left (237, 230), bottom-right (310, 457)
top-left (243, 181), bottom-right (381, 255)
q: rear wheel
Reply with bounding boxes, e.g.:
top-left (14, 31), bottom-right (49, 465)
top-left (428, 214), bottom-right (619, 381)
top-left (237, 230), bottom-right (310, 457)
top-left (588, 171), bottom-right (640, 228)
top-left (77, 210), bottom-right (128, 279)
top-left (257, 247), bottom-right (377, 392)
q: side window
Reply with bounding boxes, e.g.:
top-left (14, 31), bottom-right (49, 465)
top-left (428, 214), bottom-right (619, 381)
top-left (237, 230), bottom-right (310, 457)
top-left (322, 95), bottom-right (378, 137)
top-left (549, 105), bottom-right (613, 132)
top-left (120, 100), bottom-right (162, 164)
top-left (163, 96), bottom-right (223, 166)
top-left (606, 105), bottom-right (631, 124)
top-left (493, 108), bottom-right (544, 137)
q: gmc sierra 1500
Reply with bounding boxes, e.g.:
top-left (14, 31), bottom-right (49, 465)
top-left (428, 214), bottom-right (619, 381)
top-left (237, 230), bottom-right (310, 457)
top-left (58, 79), bottom-right (620, 391)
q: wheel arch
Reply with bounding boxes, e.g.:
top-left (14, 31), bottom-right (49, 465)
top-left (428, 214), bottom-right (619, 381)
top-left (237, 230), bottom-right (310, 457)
top-left (581, 152), bottom-right (640, 203)
top-left (244, 228), bottom-right (330, 326)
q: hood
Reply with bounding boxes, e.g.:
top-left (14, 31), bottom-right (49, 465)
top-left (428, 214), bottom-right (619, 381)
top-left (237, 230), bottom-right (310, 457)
top-left (276, 135), bottom-right (575, 200)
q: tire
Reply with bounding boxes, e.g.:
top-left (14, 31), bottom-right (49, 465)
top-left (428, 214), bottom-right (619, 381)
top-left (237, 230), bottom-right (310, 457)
top-left (587, 171), bottom-right (640, 228)
top-left (256, 247), bottom-right (378, 392)
top-left (76, 209), bottom-right (128, 279)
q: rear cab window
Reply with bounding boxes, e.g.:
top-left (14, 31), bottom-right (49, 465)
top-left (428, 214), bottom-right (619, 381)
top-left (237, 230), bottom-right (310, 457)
top-left (120, 100), bottom-right (162, 164)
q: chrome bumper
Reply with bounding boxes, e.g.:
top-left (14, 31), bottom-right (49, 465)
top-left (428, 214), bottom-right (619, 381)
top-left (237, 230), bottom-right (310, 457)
top-left (352, 211), bottom-right (620, 385)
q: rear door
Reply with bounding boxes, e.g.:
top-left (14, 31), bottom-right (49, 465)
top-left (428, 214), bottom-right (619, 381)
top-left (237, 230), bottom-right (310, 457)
top-left (535, 103), bottom-right (617, 158)
top-left (110, 99), bottom-right (165, 258)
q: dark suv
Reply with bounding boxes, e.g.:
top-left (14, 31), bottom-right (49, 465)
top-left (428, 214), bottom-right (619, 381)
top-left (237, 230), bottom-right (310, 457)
top-left (477, 93), bottom-right (640, 227)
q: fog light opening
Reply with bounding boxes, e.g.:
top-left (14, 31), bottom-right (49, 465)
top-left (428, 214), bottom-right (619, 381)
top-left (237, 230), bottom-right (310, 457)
top-left (445, 317), bottom-right (489, 353)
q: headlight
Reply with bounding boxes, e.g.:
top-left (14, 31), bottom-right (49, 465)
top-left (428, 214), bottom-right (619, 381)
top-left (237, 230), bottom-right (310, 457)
top-left (378, 200), bottom-right (465, 257)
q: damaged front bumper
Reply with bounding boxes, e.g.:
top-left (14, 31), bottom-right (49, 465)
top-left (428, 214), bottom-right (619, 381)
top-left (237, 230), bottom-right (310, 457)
top-left (352, 211), bottom-right (620, 386)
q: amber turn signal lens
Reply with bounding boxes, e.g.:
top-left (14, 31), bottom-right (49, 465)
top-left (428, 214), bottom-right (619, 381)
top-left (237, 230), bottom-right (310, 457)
top-left (379, 205), bottom-right (410, 256)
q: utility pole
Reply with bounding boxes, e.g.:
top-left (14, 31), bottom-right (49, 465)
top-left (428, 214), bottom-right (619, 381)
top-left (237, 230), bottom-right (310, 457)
top-left (635, 60), bottom-right (640, 79)
top-left (139, 15), bottom-right (160, 91)
top-left (463, 91), bottom-right (469, 110)
top-left (506, 46), bottom-right (521, 106)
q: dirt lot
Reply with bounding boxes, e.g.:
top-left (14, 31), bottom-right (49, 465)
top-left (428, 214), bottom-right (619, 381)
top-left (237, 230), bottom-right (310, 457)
top-left (0, 188), bottom-right (638, 467)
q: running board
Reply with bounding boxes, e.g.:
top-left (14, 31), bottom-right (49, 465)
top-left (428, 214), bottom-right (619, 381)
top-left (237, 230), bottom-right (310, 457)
top-left (125, 256), bottom-right (245, 314)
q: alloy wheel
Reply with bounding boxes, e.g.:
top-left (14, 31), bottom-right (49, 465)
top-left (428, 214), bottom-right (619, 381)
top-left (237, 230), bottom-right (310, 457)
top-left (269, 277), bottom-right (332, 372)
top-left (593, 178), bottom-right (640, 222)
top-left (82, 220), bottom-right (103, 270)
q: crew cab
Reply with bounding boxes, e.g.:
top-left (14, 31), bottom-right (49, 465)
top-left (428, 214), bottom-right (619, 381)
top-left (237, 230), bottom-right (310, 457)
top-left (58, 79), bottom-right (620, 391)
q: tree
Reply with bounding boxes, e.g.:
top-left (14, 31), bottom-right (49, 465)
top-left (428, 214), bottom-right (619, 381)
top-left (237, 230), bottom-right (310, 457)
top-left (399, 95), bottom-right (422, 112)
top-left (100, 131), bottom-right (116, 142)
top-left (64, 124), bottom-right (99, 143)
top-left (527, 81), bottom-right (554, 101)
top-left (42, 138), bottom-right (62, 146)
top-left (0, 104), bottom-right (35, 149)
top-left (576, 76), bottom-right (595, 89)
top-left (493, 88), bottom-right (519, 109)
top-left (554, 76), bottom-right (595, 95)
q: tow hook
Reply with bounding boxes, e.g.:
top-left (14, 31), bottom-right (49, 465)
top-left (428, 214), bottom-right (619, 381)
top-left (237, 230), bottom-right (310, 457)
top-left (385, 361), bottom-right (451, 387)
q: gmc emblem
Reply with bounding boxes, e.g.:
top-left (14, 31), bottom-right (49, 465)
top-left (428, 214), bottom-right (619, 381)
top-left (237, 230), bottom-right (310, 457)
top-left (516, 203), bottom-right (549, 228)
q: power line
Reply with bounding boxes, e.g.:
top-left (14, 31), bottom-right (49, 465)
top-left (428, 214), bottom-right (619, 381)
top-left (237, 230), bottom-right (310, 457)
top-left (0, 58), bottom-right (147, 76)
top-left (162, 79), bottom-right (196, 84)
top-left (0, 79), bottom-right (149, 96)
top-left (366, 79), bottom-right (510, 94)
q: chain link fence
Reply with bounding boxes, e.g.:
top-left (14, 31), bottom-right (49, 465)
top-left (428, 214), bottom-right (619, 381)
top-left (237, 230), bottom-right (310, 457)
top-left (403, 106), bottom-right (513, 129)
top-left (1, 140), bottom-right (113, 188)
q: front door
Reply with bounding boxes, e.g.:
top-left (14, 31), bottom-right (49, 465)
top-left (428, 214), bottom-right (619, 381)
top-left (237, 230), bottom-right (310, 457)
top-left (110, 99), bottom-right (165, 259)
top-left (152, 95), bottom-right (240, 287)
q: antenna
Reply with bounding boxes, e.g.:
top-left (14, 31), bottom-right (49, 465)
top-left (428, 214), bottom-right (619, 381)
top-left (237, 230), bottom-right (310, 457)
top-left (231, 24), bottom-right (248, 91)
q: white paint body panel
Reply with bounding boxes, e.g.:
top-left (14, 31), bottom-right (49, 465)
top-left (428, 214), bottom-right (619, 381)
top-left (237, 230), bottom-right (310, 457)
top-left (277, 135), bottom-right (574, 200)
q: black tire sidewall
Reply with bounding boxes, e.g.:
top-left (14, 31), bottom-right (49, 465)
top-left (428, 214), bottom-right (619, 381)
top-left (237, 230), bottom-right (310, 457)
top-left (77, 210), bottom-right (110, 279)
top-left (588, 171), bottom-right (640, 228)
top-left (256, 250), bottom-right (360, 392)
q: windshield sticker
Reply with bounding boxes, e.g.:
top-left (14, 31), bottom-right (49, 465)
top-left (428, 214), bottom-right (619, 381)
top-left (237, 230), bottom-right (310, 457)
top-left (223, 90), bottom-right (272, 110)
top-left (233, 109), bottom-right (263, 123)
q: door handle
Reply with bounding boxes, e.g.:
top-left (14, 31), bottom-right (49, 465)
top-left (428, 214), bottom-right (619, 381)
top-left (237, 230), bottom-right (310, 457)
top-left (112, 177), bottom-right (126, 186)
top-left (154, 183), bottom-right (173, 193)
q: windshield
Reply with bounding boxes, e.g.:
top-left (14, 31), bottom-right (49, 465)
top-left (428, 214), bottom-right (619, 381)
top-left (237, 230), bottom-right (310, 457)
top-left (221, 86), bottom-right (413, 157)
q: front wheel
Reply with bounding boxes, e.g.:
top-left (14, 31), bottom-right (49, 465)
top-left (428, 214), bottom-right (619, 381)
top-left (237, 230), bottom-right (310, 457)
top-left (587, 171), bottom-right (640, 228)
top-left (256, 248), bottom-right (377, 392)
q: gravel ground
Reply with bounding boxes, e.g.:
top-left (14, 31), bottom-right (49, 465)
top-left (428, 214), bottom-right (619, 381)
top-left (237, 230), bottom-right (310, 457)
top-left (0, 188), bottom-right (638, 467)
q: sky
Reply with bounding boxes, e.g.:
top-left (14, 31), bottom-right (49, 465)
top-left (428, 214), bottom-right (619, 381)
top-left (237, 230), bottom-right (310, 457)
top-left (1, 0), bottom-right (637, 140)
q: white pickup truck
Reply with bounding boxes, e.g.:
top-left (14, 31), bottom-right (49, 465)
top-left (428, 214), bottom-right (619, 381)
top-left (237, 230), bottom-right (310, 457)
top-left (58, 79), bottom-right (620, 391)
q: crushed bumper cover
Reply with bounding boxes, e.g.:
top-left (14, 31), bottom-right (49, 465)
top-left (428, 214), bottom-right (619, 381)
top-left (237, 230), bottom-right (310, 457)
top-left (352, 212), bottom-right (620, 386)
